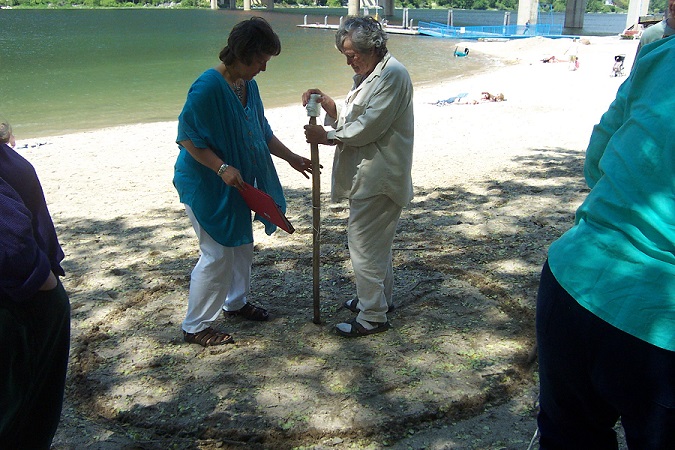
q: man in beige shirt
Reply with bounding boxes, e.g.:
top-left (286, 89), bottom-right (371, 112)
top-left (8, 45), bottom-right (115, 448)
top-left (303, 16), bottom-right (414, 337)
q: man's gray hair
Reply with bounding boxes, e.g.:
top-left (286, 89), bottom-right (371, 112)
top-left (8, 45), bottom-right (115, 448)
top-left (0, 120), bottom-right (12, 145)
top-left (336, 16), bottom-right (388, 58)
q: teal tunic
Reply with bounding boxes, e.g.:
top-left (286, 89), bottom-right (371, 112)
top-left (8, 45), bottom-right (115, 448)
top-left (173, 68), bottom-right (285, 247)
top-left (548, 36), bottom-right (675, 351)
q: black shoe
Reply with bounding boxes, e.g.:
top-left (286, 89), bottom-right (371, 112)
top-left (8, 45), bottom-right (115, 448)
top-left (224, 302), bottom-right (269, 321)
top-left (335, 318), bottom-right (391, 337)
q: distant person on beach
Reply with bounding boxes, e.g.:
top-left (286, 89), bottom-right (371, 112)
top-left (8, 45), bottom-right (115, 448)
top-left (535, 36), bottom-right (675, 448)
top-left (173, 17), bottom-right (312, 347)
top-left (567, 37), bottom-right (580, 71)
top-left (0, 118), bottom-right (71, 449)
top-left (455, 91), bottom-right (504, 104)
top-left (453, 47), bottom-right (469, 57)
top-left (433, 91), bottom-right (505, 105)
top-left (541, 55), bottom-right (561, 63)
top-left (634, 0), bottom-right (675, 60)
top-left (302, 16), bottom-right (414, 337)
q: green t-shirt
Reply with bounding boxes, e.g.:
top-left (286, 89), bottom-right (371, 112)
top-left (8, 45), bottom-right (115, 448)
top-left (548, 36), bottom-right (675, 352)
top-left (635, 19), bottom-right (675, 58)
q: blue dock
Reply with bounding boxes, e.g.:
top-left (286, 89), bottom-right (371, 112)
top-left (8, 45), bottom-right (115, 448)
top-left (297, 16), bottom-right (580, 40)
top-left (417, 21), bottom-right (579, 40)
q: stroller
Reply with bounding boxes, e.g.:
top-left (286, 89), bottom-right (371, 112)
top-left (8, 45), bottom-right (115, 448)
top-left (612, 54), bottom-right (626, 77)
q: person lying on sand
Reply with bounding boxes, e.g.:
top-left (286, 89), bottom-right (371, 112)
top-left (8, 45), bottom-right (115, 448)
top-left (433, 91), bottom-right (505, 105)
top-left (542, 55), bottom-right (563, 63)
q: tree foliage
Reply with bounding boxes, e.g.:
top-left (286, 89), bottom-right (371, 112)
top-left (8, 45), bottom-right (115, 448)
top-left (648, 0), bottom-right (666, 14)
top-left (2, 0), bottom-right (634, 11)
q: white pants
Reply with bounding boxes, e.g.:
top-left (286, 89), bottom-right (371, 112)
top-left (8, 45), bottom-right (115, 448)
top-left (348, 195), bottom-right (402, 324)
top-left (182, 205), bottom-right (253, 334)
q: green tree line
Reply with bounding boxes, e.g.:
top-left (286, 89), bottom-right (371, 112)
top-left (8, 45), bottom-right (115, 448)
top-left (2, 0), bottom-right (667, 16)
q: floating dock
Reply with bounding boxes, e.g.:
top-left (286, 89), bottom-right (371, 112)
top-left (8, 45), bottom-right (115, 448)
top-left (298, 22), bottom-right (419, 35)
top-left (297, 15), bottom-right (419, 36)
top-left (417, 21), bottom-right (578, 40)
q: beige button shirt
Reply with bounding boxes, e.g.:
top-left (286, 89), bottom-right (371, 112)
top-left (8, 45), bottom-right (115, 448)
top-left (326, 53), bottom-right (414, 208)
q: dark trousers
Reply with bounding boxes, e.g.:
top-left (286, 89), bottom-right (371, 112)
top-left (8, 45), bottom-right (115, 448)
top-left (536, 260), bottom-right (675, 449)
top-left (0, 280), bottom-right (71, 450)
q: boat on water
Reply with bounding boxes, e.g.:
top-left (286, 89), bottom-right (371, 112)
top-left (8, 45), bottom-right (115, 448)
top-left (620, 23), bottom-right (643, 39)
top-left (620, 14), bottom-right (662, 39)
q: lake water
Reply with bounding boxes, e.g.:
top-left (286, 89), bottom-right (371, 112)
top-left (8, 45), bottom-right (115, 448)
top-left (0, 8), bottom-right (627, 139)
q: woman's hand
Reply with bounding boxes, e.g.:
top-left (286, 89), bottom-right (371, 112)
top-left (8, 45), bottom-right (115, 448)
top-left (302, 89), bottom-right (337, 119)
top-left (288, 154), bottom-right (314, 179)
top-left (219, 165), bottom-right (245, 190)
top-left (178, 139), bottom-right (246, 190)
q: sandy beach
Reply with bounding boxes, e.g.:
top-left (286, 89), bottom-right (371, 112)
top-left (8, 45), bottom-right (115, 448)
top-left (15, 35), bottom-right (638, 449)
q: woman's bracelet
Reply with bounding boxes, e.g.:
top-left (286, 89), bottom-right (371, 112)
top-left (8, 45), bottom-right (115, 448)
top-left (217, 163), bottom-right (229, 177)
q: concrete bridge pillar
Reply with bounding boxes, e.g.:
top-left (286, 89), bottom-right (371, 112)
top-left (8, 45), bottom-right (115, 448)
top-left (348, 0), bottom-right (359, 17)
top-left (517, 0), bottom-right (539, 25)
top-left (564, 0), bottom-right (586, 28)
top-left (626, 0), bottom-right (650, 28)
top-left (383, 0), bottom-right (394, 18)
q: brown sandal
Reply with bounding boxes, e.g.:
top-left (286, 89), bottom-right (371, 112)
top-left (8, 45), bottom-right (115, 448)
top-left (226, 302), bottom-right (269, 321)
top-left (183, 327), bottom-right (234, 347)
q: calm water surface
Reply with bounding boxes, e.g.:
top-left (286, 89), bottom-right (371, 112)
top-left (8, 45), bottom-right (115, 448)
top-left (0, 8), bottom-right (625, 138)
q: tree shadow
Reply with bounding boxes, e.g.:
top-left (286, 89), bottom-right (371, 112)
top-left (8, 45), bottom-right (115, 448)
top-left (52, 146), bottom-right (587, 449)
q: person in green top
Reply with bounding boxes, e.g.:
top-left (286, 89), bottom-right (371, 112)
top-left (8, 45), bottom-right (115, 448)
top-left (634, 0), bottom-right (675, 61)
top-left (174, 17), bottom-right (312, 347)
top-left (535, 36), bottom-right (675, 448)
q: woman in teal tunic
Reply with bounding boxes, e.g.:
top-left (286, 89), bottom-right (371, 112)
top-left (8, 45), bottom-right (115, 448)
top-left (174, 17), bottom-right (312, 347)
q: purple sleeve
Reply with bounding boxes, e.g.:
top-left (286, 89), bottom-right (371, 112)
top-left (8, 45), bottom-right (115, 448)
top-left (0, 178), bottom-right (52, 302)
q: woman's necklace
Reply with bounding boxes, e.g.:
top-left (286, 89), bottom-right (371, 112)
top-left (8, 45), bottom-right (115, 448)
top-left (223, 65), bottom-right (244, 103)
top-left (231, 81), bottom-right (244, 102)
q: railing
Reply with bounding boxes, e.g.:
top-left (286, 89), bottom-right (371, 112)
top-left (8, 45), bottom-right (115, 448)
top-left (418, 21), bottom-right (565, 39)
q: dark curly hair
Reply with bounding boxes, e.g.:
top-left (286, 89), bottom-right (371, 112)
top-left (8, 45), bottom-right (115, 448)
top-left (219, 17), bottom-right (281, 66)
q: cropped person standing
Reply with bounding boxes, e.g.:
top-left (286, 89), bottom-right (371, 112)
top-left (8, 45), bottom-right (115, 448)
top-left (634, 0), bottom-right (675, 59)
top-left (536, 36), bottom-right (675, 448)
top-left (174, 17), bottom-right (312, 347)
top-left (302, 16), bottom-right (414, 337)
top-left (0, 118), bottom-right (71, 449)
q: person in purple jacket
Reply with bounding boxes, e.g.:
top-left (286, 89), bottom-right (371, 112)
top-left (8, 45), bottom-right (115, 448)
top-left (0, 119), bottom-right (71, 449)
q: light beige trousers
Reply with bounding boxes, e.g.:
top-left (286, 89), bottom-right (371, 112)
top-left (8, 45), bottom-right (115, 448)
top-left (348, 195), bottom-right (402, 324)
